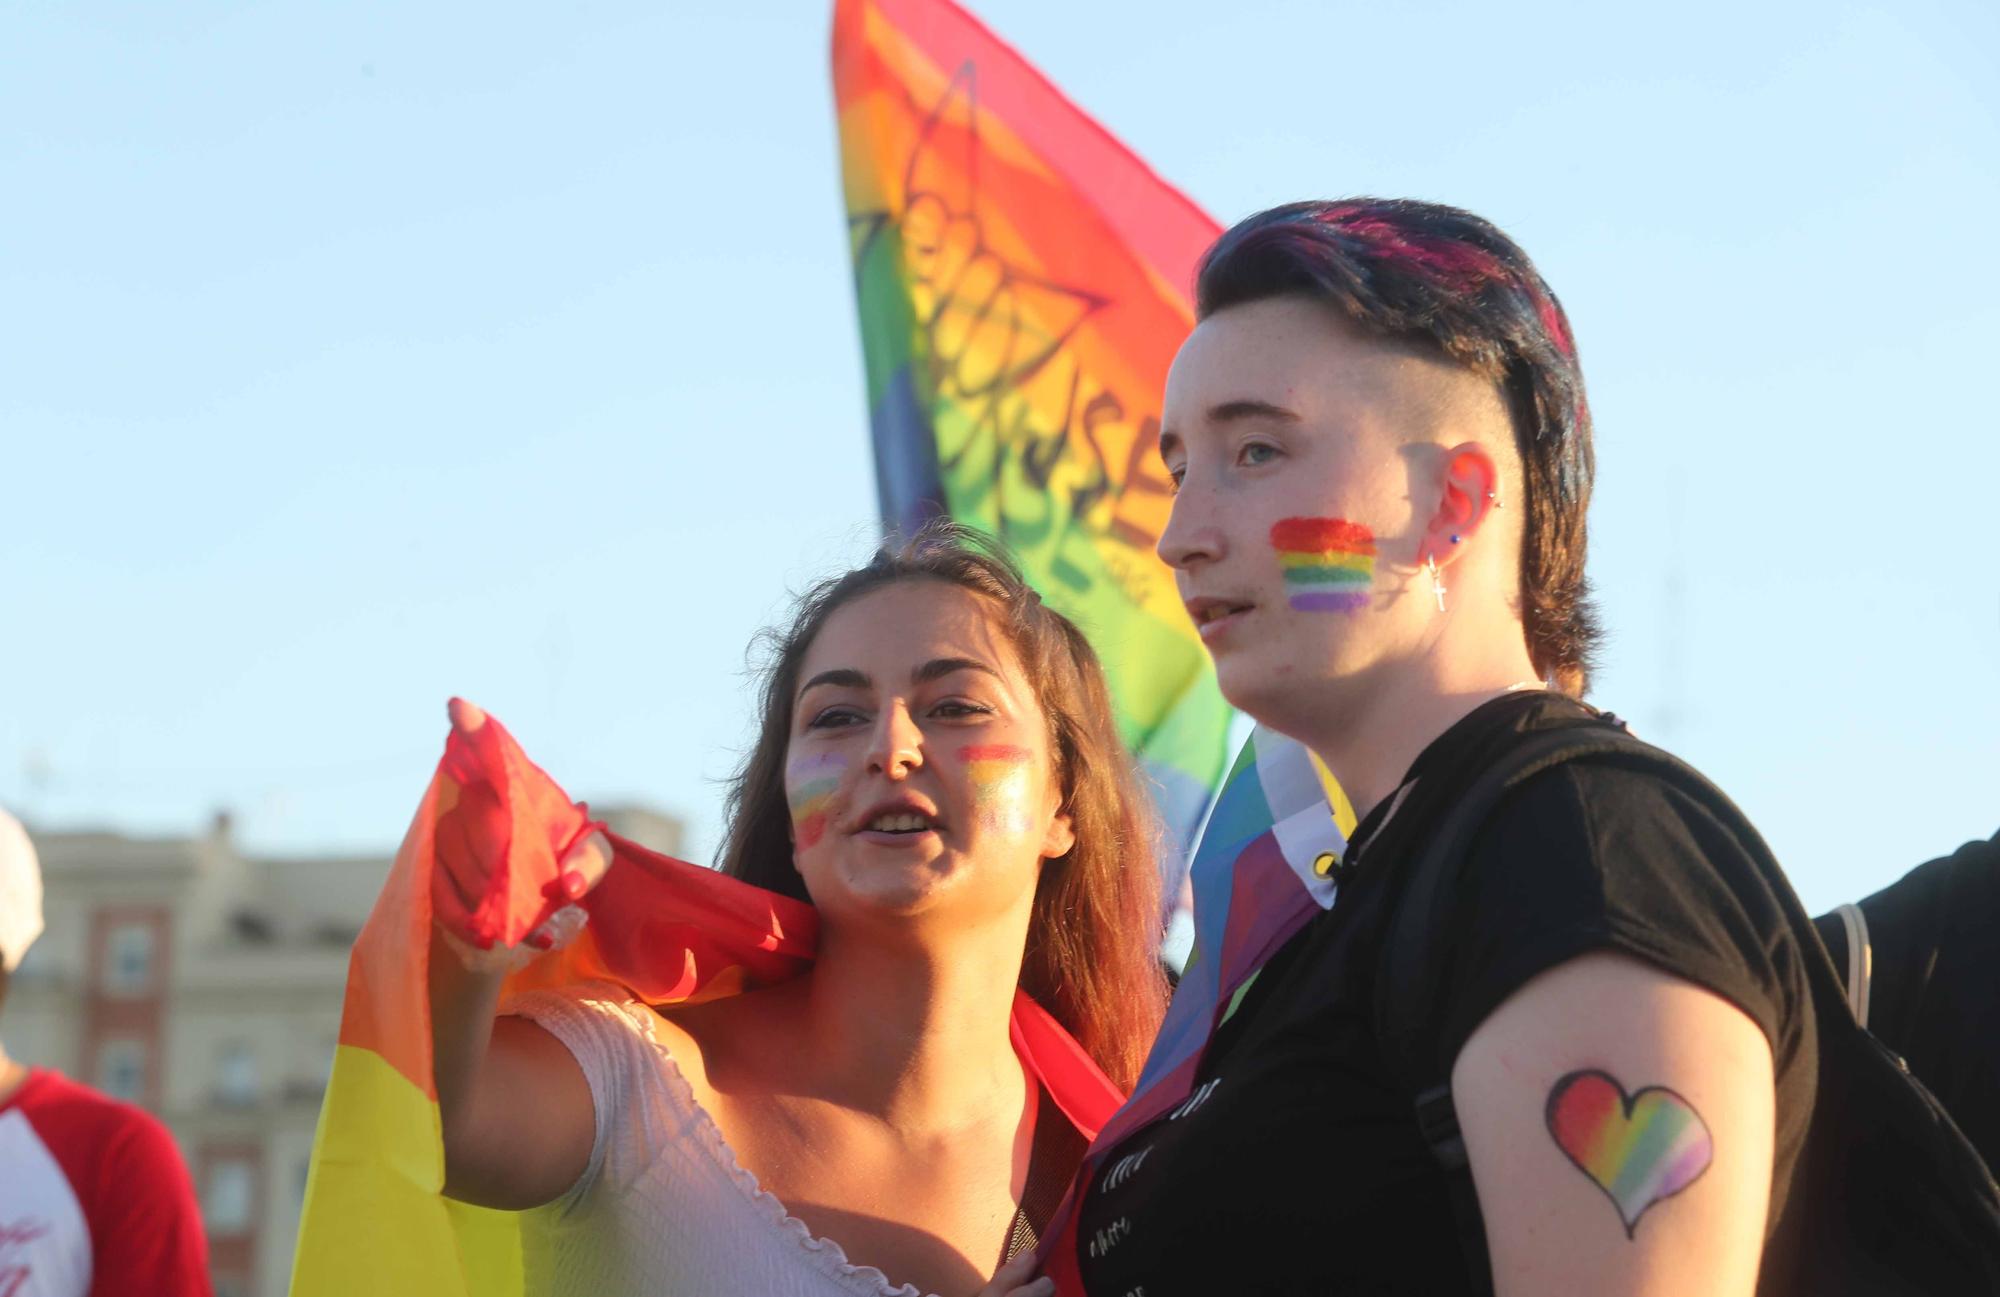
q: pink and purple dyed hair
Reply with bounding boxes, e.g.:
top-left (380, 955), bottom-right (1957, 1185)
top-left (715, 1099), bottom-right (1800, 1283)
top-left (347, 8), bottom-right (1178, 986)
top-left (1195, 198), bottom-right (1600, 695)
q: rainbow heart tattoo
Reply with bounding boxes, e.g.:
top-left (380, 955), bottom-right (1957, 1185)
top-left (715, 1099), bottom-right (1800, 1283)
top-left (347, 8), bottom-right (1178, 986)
top-left (785, 753), bottom-right (846, 849)
top-left (1270, 517), bottom-right (1376, 613)
top-left (1546, 1069), bottom-right (1715, 1238)
top-left (959, 744), bottom-right (1035, 836)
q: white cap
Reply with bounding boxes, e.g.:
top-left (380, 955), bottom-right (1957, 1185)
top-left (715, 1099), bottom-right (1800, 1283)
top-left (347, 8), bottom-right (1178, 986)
top-left (0, 809), bottom-right (44, 973)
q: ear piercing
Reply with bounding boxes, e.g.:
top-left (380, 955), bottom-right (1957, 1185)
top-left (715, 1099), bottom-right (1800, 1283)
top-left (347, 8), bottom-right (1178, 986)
top-left (1450, 534), bottom-right (1461, 544)
top-left (1426, 554), bottom-right (1447, 612)
top-left (1487, 491), bottom-right (1502, 509)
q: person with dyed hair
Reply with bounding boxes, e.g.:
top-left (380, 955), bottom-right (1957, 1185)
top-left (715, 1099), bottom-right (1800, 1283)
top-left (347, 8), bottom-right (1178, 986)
top-left (428, 523), bottom-right (1165, 1297)
top-left (1066, 200), bottom-right (1824, 1294)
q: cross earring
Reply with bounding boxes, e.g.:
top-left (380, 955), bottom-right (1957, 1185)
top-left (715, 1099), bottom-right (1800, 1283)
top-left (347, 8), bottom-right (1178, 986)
top-left (1426, 554), bottom-right (1447, 612)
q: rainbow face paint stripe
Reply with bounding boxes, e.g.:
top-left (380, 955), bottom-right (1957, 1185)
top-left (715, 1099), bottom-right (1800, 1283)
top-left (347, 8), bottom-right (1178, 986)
top-left (959, 744), bottom-right (1035, 836)
top-left (785, 753), bottom-right (846, 849)
top-left (1270, 517), bottom-right (1376, 613)
top-left (1546, 1069), bottom-right (1715, 1237)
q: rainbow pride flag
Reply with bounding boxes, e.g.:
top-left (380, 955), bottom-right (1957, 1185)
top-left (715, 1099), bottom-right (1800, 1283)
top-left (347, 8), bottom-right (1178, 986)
top-left (288, 710), bottom-right (1121, 1297)
top-left (833, 0), bottom-right (1231, 853)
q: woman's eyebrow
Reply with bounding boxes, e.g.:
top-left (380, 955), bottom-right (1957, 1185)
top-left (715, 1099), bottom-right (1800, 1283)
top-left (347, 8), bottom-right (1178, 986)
top-left (1159, 399), bottom-right (1301, 466)
top-left (914, 656), bottom-right (1000, 684)
top-left (797, 667), bottom-right (870, 701)
top-left (1209, 397), bottom-right (1301, 424)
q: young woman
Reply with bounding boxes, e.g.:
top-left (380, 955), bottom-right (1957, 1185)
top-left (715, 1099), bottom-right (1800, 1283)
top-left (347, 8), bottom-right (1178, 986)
top-left (1068, 200), bottom-right (1818, 1295)
top-left (432, 526), bottom-right (1166, 1297)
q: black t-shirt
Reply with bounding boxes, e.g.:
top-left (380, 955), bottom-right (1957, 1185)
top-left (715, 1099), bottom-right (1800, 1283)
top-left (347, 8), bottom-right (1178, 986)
top-left (1816, 830), bottom-right (2000, 1173)
top-left (1074, 694), bottom-right (1817, 1295)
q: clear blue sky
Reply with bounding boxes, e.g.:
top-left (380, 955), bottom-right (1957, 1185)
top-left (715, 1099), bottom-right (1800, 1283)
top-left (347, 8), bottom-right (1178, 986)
top-left (4, 1), bottom-right (1994, 912)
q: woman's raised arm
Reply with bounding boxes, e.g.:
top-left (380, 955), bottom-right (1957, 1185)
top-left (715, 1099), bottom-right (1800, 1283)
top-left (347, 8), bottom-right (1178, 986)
top-left (429, 699), bottom-right (611, 1210)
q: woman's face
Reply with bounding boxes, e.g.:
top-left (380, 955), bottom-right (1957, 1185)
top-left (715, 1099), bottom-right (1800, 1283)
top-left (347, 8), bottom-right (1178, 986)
top-left (1155, 295), bottom-right (1504, 726)
top-left (782, 579), bottom-right (1074, 935)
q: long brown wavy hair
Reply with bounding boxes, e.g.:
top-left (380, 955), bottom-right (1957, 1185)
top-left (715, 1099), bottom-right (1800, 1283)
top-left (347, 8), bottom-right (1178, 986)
top-left (719, 522), bottom-right (1168, 1091)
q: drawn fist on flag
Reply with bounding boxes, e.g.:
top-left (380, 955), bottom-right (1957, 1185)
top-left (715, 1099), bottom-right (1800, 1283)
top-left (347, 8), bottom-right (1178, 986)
top-left (432, 698), bottom-right (612, 970)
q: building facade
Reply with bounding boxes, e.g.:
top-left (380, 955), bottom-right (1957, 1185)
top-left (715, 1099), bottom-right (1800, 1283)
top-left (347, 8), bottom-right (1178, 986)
top-left (6, 804), bottom-right (683, 1297)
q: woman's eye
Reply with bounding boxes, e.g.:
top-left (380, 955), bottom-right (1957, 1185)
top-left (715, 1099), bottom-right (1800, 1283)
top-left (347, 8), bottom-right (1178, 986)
top-left (1165, 464), bottom-right (1186, 493)
top-left (931, 700), bottom-right (993, 719)
top-left (805, 707), bottom-right (864, 730)
top-left (1238, 442), bottom-right (1280, 467)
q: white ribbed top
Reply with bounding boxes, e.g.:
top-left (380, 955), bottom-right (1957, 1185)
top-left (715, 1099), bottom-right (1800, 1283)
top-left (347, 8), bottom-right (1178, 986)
top-left (504, 985), bottom-right (939, 1297)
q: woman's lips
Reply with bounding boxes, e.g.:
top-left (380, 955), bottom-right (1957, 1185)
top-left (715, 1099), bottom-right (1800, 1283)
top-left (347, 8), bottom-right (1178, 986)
top-left (1186, 598), bottom-right (1255, 643)
top-left (852, 826), bottom-right (942, 848)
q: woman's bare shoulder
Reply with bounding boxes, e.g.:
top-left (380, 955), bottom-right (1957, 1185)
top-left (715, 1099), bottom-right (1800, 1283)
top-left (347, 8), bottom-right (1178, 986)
top-left (649, 977), bottom-right (812, 1104)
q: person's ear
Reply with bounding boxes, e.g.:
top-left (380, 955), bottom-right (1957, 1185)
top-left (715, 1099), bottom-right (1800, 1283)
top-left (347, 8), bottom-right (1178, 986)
top-left (1040, 803), bottom-right (1077, 862)
top-left (1419, 442), bottom-right (1501, 569)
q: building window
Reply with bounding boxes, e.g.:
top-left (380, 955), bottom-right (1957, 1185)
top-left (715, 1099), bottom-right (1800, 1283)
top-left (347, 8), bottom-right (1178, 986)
top-left (204, 1158), bottom-right (257, 1235)
top-left (95, 1038), bottom-right (148, 1104)
top-left (103, 921), bottom-right (156, 995)
top-left (215, 1042), bottom-right (258, 1107)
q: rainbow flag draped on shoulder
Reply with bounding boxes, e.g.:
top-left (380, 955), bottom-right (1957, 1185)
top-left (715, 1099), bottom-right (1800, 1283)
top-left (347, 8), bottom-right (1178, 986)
top-left (288, 711), bottom-right (1122, 1297)
top-left (833, 0), bottom-right (1230, 854)
top-left (1041, 727), bottom-right (1358, 1287)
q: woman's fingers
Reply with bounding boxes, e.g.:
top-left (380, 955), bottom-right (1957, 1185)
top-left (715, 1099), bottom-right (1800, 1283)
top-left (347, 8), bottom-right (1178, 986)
top-left (970, 1251), bottom-right (1052, 1297)
top-left (555, 828), bottom-right (614, 901)
top-left (447, 697), bottom-right (487, 734)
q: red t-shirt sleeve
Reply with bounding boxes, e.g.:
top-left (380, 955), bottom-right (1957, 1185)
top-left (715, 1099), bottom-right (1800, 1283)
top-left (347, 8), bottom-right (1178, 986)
top-left (84, 1109), bottom-right (211, 1297)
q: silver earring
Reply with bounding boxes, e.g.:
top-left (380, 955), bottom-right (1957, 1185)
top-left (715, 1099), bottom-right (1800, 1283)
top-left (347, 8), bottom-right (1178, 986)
top-left (1487, 490), bottom-right (1502, 509)
top-left (1426, 554), bottom-right (1447, 612)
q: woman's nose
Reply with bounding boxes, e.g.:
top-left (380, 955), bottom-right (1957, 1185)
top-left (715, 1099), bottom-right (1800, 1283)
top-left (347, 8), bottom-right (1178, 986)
top-left (864, 701), bottom-right (924, 778)
top-left (1157, 483), bottom-right (1225, 570)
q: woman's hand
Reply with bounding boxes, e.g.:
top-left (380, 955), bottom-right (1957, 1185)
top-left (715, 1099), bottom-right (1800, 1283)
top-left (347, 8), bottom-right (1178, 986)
top-left (433, 698), bottom-right (612, 960)
top-left (971, 1252), bottom-right (1055, 1297)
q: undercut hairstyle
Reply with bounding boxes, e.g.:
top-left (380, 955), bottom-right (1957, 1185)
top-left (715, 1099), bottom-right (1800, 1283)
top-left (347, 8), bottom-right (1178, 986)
top-left (1196, 198), bottom-right (1601, 694)
top-left (720, 521), bottom-right (1169, 1090)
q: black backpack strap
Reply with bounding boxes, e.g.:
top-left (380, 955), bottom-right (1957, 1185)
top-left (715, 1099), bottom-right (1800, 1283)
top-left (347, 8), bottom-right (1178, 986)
top-left (1373, 718), bottom-right (1649, 1293)
top-left (1003, 1085), bottom-right (1088, 1261)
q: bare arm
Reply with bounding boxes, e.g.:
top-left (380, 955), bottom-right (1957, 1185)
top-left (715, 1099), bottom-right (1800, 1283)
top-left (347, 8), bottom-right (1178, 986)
top-left (428, 698), bottom-right (609, 1210)
top-left (429, 927), bottom-right (598, 1209)
top-left (1452, 951), bottom-right (1776, 1296)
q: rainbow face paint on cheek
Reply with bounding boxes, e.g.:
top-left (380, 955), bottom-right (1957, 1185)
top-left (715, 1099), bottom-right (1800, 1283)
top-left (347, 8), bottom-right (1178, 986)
top-left (1270, 517), bottom-right (1376, 613)
top-left (958, 744), bottom-right (1036, 836)
top-left (785, 753), bottom-right (846, 849)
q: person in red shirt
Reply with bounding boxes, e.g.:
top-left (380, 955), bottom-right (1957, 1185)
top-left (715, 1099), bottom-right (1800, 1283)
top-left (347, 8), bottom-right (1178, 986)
top-left (0, 808), bottom-right (212, 1297)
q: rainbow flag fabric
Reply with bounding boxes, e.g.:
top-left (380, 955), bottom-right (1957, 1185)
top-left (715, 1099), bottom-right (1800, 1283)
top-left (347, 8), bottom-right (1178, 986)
top-left (833, 0), bottom-right (1231, 854)
top-left (1040, 727), bottom-right (1358, 1289)
top-left (288, 710), bottom-right (1122, 1297)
